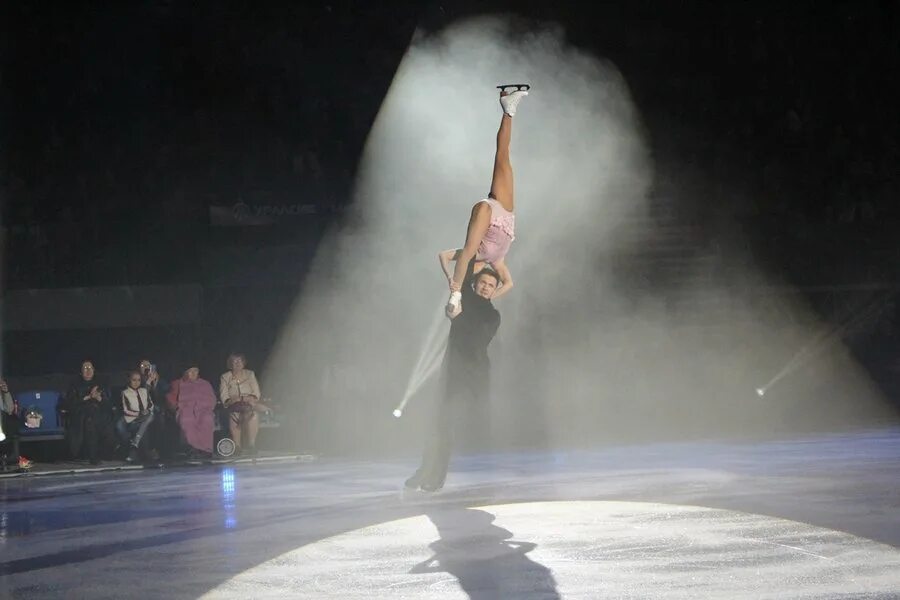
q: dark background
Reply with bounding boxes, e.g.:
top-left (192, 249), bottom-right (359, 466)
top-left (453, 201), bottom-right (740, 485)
top-left (1, 1), bottom-right (898, 400)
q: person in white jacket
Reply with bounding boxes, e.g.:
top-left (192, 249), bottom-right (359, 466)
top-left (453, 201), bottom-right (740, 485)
top-left (117, 371), bottom-right (155, 463)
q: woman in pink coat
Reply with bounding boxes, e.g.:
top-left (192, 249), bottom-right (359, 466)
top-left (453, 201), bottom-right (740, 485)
top-left (167, 363), bottom-right (217, 458)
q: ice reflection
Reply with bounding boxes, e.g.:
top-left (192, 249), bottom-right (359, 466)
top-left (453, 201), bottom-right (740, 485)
top-left (221, 468), bottom-right (237, 529)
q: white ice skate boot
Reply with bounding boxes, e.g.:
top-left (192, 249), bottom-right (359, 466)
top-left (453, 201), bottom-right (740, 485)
top-left (498, 84), bottom-right (530, 117)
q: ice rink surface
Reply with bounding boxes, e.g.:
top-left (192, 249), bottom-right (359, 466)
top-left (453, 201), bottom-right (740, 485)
top-left (3, 427), bottom-right (899, 599)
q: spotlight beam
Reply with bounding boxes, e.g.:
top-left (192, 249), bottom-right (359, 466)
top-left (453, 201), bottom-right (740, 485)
top-left (756, 291), bottom-right (894, 395)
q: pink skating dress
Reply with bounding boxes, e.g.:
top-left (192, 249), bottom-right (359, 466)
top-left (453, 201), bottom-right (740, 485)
top-left (475, 198), bottom-right (515, 264)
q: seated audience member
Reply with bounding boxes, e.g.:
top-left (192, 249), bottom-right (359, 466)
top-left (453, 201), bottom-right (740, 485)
top-left (1, 378), bottom-right (32, 469)
top-left (117, 371), bottom-right (155, 463)
top-left (139, 359), bottom-right (170, 402)
top-left (64, 360), bottom-right (116, 464)
top-left (0, 378), bottom-right (9, 443)
top-left (139, 358), bottom-right (174, 457)
top-left (219, 353), bottom-right (265, 456)
top-left (167, 363), bottom-right (217, 459)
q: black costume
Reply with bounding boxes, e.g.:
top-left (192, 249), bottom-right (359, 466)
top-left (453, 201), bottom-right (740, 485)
top-left (64, 379), bottom-right (117, 463)
top-left (141, 371), bottom-right (173, 458)
top-left (408, 261), bottom-right (501, 491)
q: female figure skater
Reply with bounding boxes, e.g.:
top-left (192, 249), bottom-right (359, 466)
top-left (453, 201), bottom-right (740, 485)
top-left (445, 85), bottom-right (528, 312)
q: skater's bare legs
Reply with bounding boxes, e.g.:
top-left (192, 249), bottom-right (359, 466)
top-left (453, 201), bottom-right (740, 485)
top-left (489, 111), bottom-right (514, 211)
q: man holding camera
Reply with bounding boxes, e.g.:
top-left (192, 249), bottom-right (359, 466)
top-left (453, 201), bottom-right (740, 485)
top-left (139, 359), bottom-right (173, 458)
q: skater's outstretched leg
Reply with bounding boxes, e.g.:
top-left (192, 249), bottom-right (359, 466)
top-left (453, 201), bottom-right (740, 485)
top-left (489, 111), bottom-right (514, 211)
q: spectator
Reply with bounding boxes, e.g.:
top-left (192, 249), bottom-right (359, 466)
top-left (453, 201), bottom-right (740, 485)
top-left (1, 378), bottom-right (32, 469)
top-left (166, 362), bottom-right (217, 459)
top-left (0, 379), bottom-right (8, 443)
top-left (139, 358), bottom-right (174, 457)
top-left (116, 371), bottom-right (155, 463)
top-left (139, 359), bottom-right (170, 403)
top-left (219, 353), bottom-right (265, 456)
top-left (64, 360), bottom-right (117, 464)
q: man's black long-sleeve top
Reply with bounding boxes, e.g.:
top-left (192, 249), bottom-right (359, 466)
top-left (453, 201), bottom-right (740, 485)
top-left (444, 278), bottom-right (501, 381)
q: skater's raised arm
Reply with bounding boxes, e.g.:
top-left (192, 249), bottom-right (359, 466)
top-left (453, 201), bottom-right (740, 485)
top-left (438, 248), bottom-right (461, 288)
top-left (489, 259), bottom-right (514, 300)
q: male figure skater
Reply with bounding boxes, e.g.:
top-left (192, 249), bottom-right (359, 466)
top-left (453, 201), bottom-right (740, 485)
top-left (406, 260), bottom-right (502, 492)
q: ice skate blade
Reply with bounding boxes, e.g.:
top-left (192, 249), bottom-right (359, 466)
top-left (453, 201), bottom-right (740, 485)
top-left (497, 83), bottom-right (531, 93)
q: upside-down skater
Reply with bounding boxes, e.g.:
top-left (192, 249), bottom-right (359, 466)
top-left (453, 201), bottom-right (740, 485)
top-left (444, 84), bottom-right (529, 313)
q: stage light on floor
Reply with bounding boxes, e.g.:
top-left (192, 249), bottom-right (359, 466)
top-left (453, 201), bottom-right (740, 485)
top-left (393, 409), bottom-right (403, 418)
